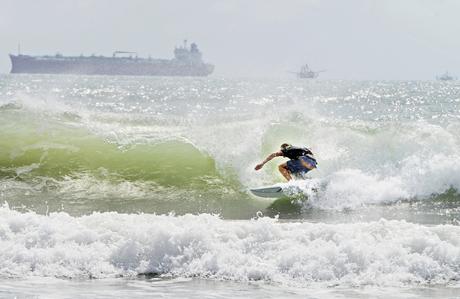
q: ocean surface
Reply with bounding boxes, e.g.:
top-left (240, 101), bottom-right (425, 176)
top-left (0, 74), bottom-right (459, 298)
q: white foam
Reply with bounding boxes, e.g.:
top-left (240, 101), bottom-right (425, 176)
top-left (0, 207), bottom-right (459, 287)
top-left (304, 152), bottom-right (460, 210)
top-left (10, 92), bottom-right (76, 116)
top-left (246, 118), bottom-right (460, 209)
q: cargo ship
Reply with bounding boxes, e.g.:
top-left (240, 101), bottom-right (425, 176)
top-left (9, 41), bottom-right (214, 77)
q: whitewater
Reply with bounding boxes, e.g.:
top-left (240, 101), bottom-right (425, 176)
top-left (0, 74), bottom-right (459, 298)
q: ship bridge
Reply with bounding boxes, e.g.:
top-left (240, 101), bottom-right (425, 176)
top-left (174, 40), bottom-right (203, 64)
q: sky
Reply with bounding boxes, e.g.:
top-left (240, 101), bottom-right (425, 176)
top-left (1, 0), bottom-right (460, 79)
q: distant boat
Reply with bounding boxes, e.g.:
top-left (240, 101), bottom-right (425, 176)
top-left (436, 71), bottom-right (456, 81)
top-left (9, 40), bottom-right (214, 77)
top-left (289, 64), bottom-right (325, 79)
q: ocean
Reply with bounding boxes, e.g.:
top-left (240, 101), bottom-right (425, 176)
top-left (0, 74), bottom-right (459, 298)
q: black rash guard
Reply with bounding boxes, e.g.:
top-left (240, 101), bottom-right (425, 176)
top-left (281, 146), bottom-right (315, 161)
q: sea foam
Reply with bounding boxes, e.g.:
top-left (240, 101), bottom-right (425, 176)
top-left (0, 206), bottom-right (459, 287)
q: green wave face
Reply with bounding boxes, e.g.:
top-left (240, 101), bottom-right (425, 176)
top-left (0, 111), bottom-right (267, 218)
top-left (0, 113), bottom-right (218, 187)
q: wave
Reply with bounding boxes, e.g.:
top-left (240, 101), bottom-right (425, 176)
top-left (1, 92), bottom-right (460, 213)
top-left (0, 108), bottom-right (260, 217)
top-left (0, 112), bottom-right (219, 186)
top-left (0, 207), bottom-right (459, 287)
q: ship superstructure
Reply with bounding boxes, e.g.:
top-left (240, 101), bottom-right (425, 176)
top-left (436, 71), bottom-right (456, 81)
top-left (289, 64), bottom-right (325, 79)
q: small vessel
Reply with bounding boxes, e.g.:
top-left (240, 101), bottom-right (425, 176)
top-left (436, 71), bottom-right (456, 81)
top-left (289, 64), bottom-right (325, 79)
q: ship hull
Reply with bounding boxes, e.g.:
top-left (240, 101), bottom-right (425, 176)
top-left (9, 55), bottom-right (214, 77)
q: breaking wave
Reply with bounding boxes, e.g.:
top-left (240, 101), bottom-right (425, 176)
top-left (0, 207), bottom-right (459, 287)
top-left (1, 79), bottom-right (460, 216)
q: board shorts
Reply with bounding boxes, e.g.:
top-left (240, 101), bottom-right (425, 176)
top-left (286, 156), bottom-right (317, 175)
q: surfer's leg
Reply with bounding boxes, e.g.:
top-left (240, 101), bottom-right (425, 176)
top-left (278, 163), bottom-right (292, 181)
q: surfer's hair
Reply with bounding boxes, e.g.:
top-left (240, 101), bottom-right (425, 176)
top-left (280, 143), bottom-right (290, 149)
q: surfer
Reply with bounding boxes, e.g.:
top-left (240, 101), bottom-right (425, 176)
top-left (254, 143), bottom-right (317, 181)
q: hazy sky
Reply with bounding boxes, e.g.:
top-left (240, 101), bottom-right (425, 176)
top-left (1, 0), bottom-right (460, 79)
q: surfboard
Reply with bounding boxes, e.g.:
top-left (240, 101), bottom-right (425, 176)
top-left (250, 186), bottom-right (285, 198)
top-left (250, 183), bottom-right (314, 199)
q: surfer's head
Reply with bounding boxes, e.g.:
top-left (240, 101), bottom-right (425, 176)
top-left (280, 143), bottom-right (291, 150)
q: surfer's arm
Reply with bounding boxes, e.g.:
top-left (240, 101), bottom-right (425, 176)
top-left (255, 151), bottom-right (283, 170)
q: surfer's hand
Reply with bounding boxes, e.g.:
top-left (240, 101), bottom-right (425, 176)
top-left (255, 163), bottom-right (263, 171)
